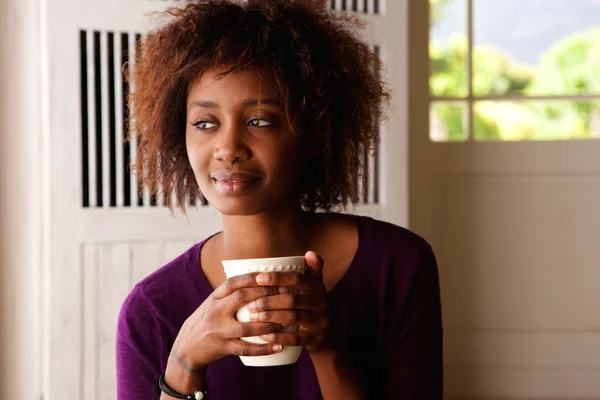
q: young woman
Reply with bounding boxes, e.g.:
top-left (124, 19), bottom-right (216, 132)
top-left (116, 0), bottom-right (443, 399)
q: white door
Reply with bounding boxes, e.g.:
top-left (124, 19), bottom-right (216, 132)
top-left (43, 1), bottom-right (408, 399)
top-left (409, 1), bottom-right (600, 399)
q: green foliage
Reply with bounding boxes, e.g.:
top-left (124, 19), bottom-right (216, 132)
top-left (429, 35), bottom-right (468, 97)
top-left (526, 29), bottom-right (600, 95)
top-left (473, 45), bottom-right (535, 96)
top-left (429, 28), bottom-right (600, 140)
top-left (432, 103), bottom-right (467, 141)
top-left (526, 29), bottom-right (600, 135)
top-left (429, 37), bottom-right (536, 97)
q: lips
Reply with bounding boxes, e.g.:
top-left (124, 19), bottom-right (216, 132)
top-left (211, 171), bottom-right (259, 182)
top-left (210, 171), bottom-right (260, 195)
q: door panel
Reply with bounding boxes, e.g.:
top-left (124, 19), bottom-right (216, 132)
top-left (44, 1), bottom-right (408, 398)
top-left (409, 2), bottom-right (600, 398)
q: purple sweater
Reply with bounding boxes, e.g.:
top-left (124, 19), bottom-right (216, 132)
top-left (116, 216), bottom-right (443, 399)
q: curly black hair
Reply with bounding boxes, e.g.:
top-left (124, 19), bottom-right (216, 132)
top-left (129, 0), bottom-right (389, 212)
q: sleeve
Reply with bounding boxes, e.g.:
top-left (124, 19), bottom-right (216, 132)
top-left (384, 246), bottom-right (443, 399)
top-left (116, 285), bottom-right (165, 400)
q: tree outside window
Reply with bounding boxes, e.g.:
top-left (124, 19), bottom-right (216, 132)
top-left (429, 0), bottom-right (600, 141)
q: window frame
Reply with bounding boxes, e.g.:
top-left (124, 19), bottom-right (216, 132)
top-left (426, 0), bottom-right (600, 141)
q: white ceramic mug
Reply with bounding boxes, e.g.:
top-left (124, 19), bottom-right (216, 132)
top-left (221, 255), bottom-right (306, 367)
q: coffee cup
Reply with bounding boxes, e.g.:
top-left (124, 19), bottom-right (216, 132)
top-left (221, 255), bottom-right (306, 367)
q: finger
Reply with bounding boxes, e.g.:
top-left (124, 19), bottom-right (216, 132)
top-left (248, 309), bottom-right (319, 326)
top-left (213, 273), bottom-right (262, 299)
top-left (225, 340), bottom-right (283, 357)
top-left (304, 251), bottom-right (324, 282)
top-left (247, 293), bottom-right (325, 313)
top-left (255, 271), bottom-right (319, 292)
top-left (225, 286), bottom-right (284, 312)
top-left (224, 321), bottom-right (283, 339)
top-left (258, 331), bottom-right (321, 347)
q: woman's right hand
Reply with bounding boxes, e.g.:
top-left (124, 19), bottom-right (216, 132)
top-left (170, 272), bottom-right (286, 371)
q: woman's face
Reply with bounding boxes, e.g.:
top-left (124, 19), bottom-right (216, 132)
top-left (186, 67), bottom-right (304, 216)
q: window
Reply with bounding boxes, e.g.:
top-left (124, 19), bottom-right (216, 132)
top-left (429, 0), bottom-right (600, 141)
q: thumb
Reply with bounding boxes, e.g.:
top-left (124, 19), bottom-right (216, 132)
top-left (304, 251), bottom-right (324, 282)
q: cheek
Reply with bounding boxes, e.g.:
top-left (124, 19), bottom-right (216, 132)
top-left (185, 132), bottom-right (208, 172)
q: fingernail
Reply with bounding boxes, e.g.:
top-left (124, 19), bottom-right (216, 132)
top-left (278, 286), bottom-right (289, 294)
top-left (272, 344), bottom-right (283, 352)
top-left (256, 273), bottom-right (269, 285)
top-left (249, 312), bottom-right (258, 321)
top-left (247, 302), bottom-right (256, 312)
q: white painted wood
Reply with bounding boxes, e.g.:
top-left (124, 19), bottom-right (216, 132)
top-left (114, 33), bottom-right (125, 207)
top-left (357, 163), bottom-right (364, 203)
top-left (0, 1), bottom-right (45, 399)
top-left (368, 151), bottom-right (376, 203)
top-left (39, 2), bottom-right (406, 400)
top-left (82, 205), bottom-right (382, 243)
top-left (82, 208), bottom-right (221, 242)
top-left (101, 31), bottom-right (111, 207)
top-left (131, 241), bottom-right (165, 286)
top-left (445, 367), bottom-right (600, 399)
top-left (172, 181), bottom-right (180, 208)
top-left (368, 42), bottom-right (381, 205)
top-left (97, 243), bottom-right (131, 400)
top-left (157, 174), bottom-right (166, 207)
top-left (435, 176), bottom-right (600, 330)
top-left (444, 331), bottom-right (600, 369)
top-left (376, 7), bottom-right (408, 227)
top-left (409, 2), bottom-right (600, 398)
top-left (83, 244), bottom-right (98, 400)
top-left (87, 29), bottom-right (98, 207)
top-left (163, 239), bottom-right (196, 264)
top-left (46, 1), bottom-right (87, 397)
top-left (143, 164), bottom-right (152, 207)
top-left (128, 32), bottom-right (139, 208)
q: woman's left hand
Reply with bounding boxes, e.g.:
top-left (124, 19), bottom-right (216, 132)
top-left (247, 251), bottom-right (331, 353)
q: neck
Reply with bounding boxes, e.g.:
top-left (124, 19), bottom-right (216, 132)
top-left (218, 204), bottom-right (319, 260)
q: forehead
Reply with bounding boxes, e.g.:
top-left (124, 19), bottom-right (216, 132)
top-left (187, 67), bottom-right (281, 104)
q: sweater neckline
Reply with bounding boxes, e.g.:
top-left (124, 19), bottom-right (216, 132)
top-left (186, 214), bottom-right (371, 301)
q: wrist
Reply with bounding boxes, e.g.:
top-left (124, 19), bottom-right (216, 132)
top-left (164, 363), bottom-right (207, 396)
top-left (164, 345), bottom-right (208, 394)
top-left (308, 348), bottom-right (340, 366)
top-left (171, 341), bottom-right (208, 374)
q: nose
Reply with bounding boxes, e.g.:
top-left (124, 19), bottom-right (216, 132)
top-left (213, 122), bottom-right (251, 165)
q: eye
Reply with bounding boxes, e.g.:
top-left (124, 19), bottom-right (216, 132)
top-left (248, 118), bottom-right (273, 128)
top-left (192, 121), bottom-right (218, 131)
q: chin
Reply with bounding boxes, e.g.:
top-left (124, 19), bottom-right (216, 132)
top-left (203, 192), bottom-right (271, 216)
top-left (212, 202), bottom-right (269, 216)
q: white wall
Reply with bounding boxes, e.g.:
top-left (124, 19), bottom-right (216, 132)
top-left (0, 0), bottom-right (45, 397)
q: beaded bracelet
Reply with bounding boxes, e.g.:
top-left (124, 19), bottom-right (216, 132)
top-left (157, 372), bottom-right (207, 400)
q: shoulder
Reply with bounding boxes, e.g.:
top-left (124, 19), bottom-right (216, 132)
top-left (356, 215), bottom-right (434, 263)
top-left (349, 215), bottom-right (438, 297)
top-left (117, 283), bottom-right (158, 341)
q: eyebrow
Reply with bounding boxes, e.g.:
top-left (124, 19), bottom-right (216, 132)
top-left (188, 98), bottom-right (281, 111)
